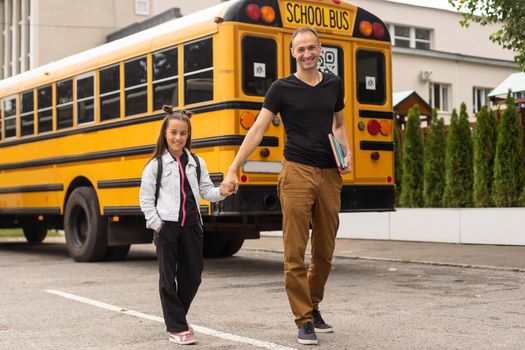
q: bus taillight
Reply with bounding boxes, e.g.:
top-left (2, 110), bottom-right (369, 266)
top-left (379, 120), bottom-right (391, 136)
top-left (367, 119), bottom-right (380, 135)
top-left (359, 21), bottom-right (373, 37)
top-left (261, 6), bottom-right (275, 24)
top-left (372, 22), bottom-right (385, 38)
top-left (245, 4), bottom-right (261, 21)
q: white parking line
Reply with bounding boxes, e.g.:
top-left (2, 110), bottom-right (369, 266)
top-left (45, 289), bottom-right (297, 350)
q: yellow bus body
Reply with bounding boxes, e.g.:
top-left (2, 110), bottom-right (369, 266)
top-left (0, 0), bottom-right (395, 261)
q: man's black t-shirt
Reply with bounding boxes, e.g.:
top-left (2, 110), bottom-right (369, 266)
top-left (262, 72), bottom-right (345, 168)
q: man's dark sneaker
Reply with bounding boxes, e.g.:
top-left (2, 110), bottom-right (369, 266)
top-left (312, 309), bottom-right (333, 333)
top-left (297, 322), bottom-right (318, 345)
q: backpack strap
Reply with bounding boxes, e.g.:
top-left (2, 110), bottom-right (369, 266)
top-left (191, 152), bottom-right (201, 184)
top-left (154, 157), bottom-right (162, 207)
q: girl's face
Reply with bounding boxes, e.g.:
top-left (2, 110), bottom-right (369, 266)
top-left (165, 119), bottom-right (189, 157)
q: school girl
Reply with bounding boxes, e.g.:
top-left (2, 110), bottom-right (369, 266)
top-left (140, 106), bottom-right (231, 344)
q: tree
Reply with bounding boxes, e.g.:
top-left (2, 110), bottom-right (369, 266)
top-left (423, 109), bottom-right (446, 207)
top-left (492, 93), bottom-right (524, 206)
top-left (449, 0), bottom-right (525, 70)
top-left (399, 105), bottom-right (424, 207)
top-left (443, 104), bottom-right (473, 207)
top-left (394, 118), bottom-right (403, 204)
top-left (472, 105), bottom-right (497, 207)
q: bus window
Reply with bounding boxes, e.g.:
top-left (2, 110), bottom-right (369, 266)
top-left (124, 56), bottom-right (148, 116)
top-left (37, 85), bottom-right (53, 133)
top-left (153, 46), bottom-right (178, 110)
top-left (184, 38), bottom-right (213, 105)
top-left (77, 73), bottom-right (95, 125)
top-left (291, 45), bottom-right (344, 79)
top-left (56, 79), bottom-right (73, 130)
top-left (20, 90), bottom-right (34, 136)
top-left (3, 97), bottom-right (17, 138)
top-left (356, 50), bottom-right (386, 105)
top-left (100, 64), bottom-right (121, 121)
top-left (242, 36), bottom-right (276, 96)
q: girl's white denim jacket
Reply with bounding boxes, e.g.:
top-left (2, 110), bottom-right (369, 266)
top-left (139, 148), bottom-right (224, 231)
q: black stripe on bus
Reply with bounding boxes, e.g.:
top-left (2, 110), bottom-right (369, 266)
top-left (104, 206), bottom-right (143, 216)
top-left (0, 207), bottom-right (61, 215)
top-left (209, 173), bottom-right (224, 186)
top-left (360, 141), bottom-right (394, 151)
top-left (0, 184), bottom-right (64, 194)
top-left (0, 136), bottom-right (278, 171)
top-left (97, 179), bottom-right (141, 189)
top-left (0, 101), bottom-right (264, 149)
top-left (359, 110), bottom-right (394, 119)
top-left (97, 172), bottom-right (225, 189)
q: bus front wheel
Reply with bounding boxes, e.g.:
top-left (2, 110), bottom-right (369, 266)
top-left (64, 187), bottom-right (107, 262)
top-left (22, 216), bottom-right (48, 243)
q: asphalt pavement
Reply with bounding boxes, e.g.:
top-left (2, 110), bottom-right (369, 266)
top-left (246, 235), bottom-right (525, 271)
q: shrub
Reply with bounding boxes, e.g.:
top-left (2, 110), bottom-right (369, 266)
top-left (493, 93), bottom-right (524, 206)
top-left (472, 105), bottom-right (497, 207)
top-left (423, 109), bottom-right (446, 207)
top-left (399, 105), bottom-right (424, 207)
top-left (443, 103), bottom-right (473, 207)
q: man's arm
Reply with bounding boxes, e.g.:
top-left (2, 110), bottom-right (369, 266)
top-left (223, 108), bottom-right (276, 193)
top-left (332, 109), bottom-right (352, 174)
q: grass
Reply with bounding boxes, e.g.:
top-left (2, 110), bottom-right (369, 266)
top-left (0, 228), bottom-right (62, 238)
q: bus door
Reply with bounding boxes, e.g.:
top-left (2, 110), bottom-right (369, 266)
top-left (283, 33), bottom-right (354, 182)
top-left (352, 45), bottom-right (393, 184)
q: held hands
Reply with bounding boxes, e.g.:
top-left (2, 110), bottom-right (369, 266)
top-left (219, 170), bottom-right (239, 197)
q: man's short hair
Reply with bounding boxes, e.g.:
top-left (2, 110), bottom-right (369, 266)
top-left (291, 26), bottom-right (320, 48)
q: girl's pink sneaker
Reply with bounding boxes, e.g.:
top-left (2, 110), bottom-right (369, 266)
top-left (168, 330), bottom-right (197, 345)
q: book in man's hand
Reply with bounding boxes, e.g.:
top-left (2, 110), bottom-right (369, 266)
top-left (328, 133), bottom-right (347, 170)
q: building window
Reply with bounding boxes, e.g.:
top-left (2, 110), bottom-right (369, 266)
top-left (56, 79), bottom-right (73, 130)
top-left (513, 91), bottom-right (525, 99)
top-left (124, 56), bottom-right (148, 116)
top-left (77, 73), bottom-right (95, 125)
top-left (429, 83), bottom-right (450, 112)
top-left (99, 64), bottom-right (121, 121)
top-left (135, 0), bottom-right (150, 15)
top-left (473, 87), bottom-right (492, 113)
top-left (20, 90), bottom-right (34, 136)
top-left (153, 46), bottom-right (178, 110)
top-left (3, 96), bottom-right (17, 138)
top-left (184, 38), bottom-right (213, 105)
top-left (390, 25), bottom-right (431, 50)
top-left (37, 85), bottom-right (52, 133)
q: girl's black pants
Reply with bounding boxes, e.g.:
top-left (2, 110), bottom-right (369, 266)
top-left (154, 222), bottom-right (203, 333)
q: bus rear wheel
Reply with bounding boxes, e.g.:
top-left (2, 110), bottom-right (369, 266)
top-left (220, 238), bottom-right (244, 257)
top-left (202, 232), bottom-right (244, 258)
top-left (104, 245), bottom-right (131, 261)
top-left (64, 187), bottom-right (107, 262)
top-left (22, 216), bottom-right (48, 243)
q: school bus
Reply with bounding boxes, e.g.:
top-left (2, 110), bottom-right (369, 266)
top-left (0, 0), bottom-right (394, 261)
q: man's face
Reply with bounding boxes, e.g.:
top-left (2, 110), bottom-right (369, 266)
top-left (291, 31), bottom-right (321, 71)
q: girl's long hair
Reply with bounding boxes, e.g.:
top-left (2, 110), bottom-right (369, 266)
top-left (148, 105), bottom-right (193, 163)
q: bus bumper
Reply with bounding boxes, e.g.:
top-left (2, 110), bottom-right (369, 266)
top-left (209, 184), bottom-right (396, 216)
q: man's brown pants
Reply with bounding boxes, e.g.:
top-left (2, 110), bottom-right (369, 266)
top-left (277, 159), bottom-right (342, 326)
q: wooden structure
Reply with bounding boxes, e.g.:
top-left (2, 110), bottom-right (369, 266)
top-left (393, 90), bottom-right (432, 130)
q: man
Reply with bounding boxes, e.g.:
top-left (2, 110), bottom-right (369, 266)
top-left (222, 26), bottom-right (351, 345)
